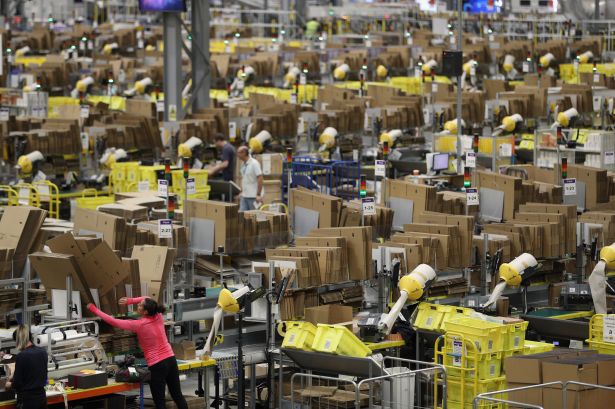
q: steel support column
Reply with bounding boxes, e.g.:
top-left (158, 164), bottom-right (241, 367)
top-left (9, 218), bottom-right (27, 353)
top-left (163, 12), bottom-right (184, 122)
top-left (191, 0), bottom-right (210, 110)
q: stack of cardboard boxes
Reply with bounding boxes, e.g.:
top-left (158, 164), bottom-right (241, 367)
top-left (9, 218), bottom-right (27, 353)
top-left (505, 350), bottom-right (615, 409)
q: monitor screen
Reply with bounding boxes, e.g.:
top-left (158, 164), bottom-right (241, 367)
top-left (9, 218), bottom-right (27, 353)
top-left (462, 0), bottom-right (499, 13)
top-left (139, 0), bottom-right (186, 12)
top-left (432, 153), bottom-right (450, 171)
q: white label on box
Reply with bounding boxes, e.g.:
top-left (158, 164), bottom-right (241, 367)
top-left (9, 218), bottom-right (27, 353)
top-left (574, 60), bottom-right (579, 71)
top-left (423, 108), bottom-right (432, 125)
top-left (365, 39), bottom-right (372, 48)
top-left (37, 184), bottom-right (50, 201)
top-left (88, 41), bottom-right (93, 50)
top-left (79, 42), bottom-right (86, 51)
top-left (362, 197), bottom-right (377, 216)
top-left (0, 108), bottom-right (9, 122)
top-left (489, 34), bottom-right (495, 42)
top-left (186, 177), bottom-right (196, 194)
top-left (564, 178), bottom-right (577, 196)
top-left (414, 67), bottom-right (421, 78)
top-left (157, 179), bottom-right (168, 196)
top-left (605, 151), bottom-right (615, 165)
top-left (407, 37), bottom-right (413, 45)
top-left (138, 39), bottom-right (144, 49)
top-left (156, 100), bottom-right (164, 113)
top-left (300, 73), bottom-right (307, 85)
top-left (225, 44), bottom-right (231, 53)
top-left (375, 160), bottom-right (386, 177)
top-left (431, 82), bottom-right (438, 93)
top-left (499, 143), bottom-right (512, 157)
top-left (569, 339), bottom-right (584, 349)
top-left (594, 96), bottom-right (603, 111)
top-left (158, 219), bottom-right (173, 239)
top-left (466, 188), bottom-right (479, 206)
top-left (262, 155), bottom-right (272, 175)
top-left (452, 339), bottom-right (462, 366)
top-left (80, 132), bottom-right (89, 151)
top-left (269, 203), bottom-right (281, 213)
top-left (290, 93), bottom-right (297, 104)
top-left (522, 62), bottom-right (530, 73)
top-left (470, 65), bottom-right (476, 76)
top-left (604, 315), bottom-right (615, 343)
top-left (138, 181), bottom-right (150, 192)
top-left (353, 149), bottom-right (359, 162)
top-left (80, 105), bottom-right (89, 119)
top-left (169, 104), bottom-right (177, 122)
top-left (18, 187), bottom-right (30, 205)
top-left (594, 73), bottom-right (600, 83)
top-left (236, 79), bottom-right (245, 90)
top-left (466, 152), bottom-right (476, 168)
top-left (229, 122), bottom-right (237, 141)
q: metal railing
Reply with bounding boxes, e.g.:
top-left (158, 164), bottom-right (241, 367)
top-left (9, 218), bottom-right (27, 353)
top-left (289, 357), bottom-right (447, 409)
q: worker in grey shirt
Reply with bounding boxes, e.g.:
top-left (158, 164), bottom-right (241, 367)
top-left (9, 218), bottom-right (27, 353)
top-left (208, 134), bottom-right (236, 182)
top-left (237, 146), bottom-right (263, 211)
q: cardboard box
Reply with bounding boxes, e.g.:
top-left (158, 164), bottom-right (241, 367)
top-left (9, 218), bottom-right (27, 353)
top-left (304, 305), bottom-right (352, 327)
top-left (543, 387), bottom-right (597, 409)
top-left (542, 359), bottom-right (597, 389)
top-left (67, 371), bottom-right (108, 389)
top-left (172, 340), bottom-right (196, 360)
top-left (507, 382), bottom-right (543, 408)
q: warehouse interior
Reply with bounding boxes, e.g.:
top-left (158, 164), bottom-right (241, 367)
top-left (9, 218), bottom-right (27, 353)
top-left (3, 0), bottom-right (615, 408)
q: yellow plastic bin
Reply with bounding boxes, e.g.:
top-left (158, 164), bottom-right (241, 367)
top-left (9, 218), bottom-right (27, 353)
top-left (443, 347), bottom-right (503, 379)
top-left (280, 321), bottom-right (317, 351)
top-left (443, 317), bottom-right (507, 353)
top-left (312, 324), bottom-right (371, 357)
top-left (139, 165), bottom-right (166, 190)
top-left (503, 321), bottom-right (528, 352)
top-left (523, 340), bottom-right (555, 355)
top-left (413, 303), bottom-right (472, 333)
top-left (587, 339), bottom-right (615, 355)
top-left (75, 195), bottom-right (114, 209)
top-left (589, 314), bottom-right (610, 341)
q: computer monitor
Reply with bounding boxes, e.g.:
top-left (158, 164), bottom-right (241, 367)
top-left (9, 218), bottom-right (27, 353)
top-left (432, 153), bottom-right (450, 172)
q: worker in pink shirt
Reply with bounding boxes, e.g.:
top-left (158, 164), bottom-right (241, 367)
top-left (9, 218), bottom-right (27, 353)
top-left (87, 297), bottom-right (188, 409)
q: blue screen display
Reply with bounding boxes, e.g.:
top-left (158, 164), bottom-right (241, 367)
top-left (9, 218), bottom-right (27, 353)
top-left (462, 0), bottom-right (498, 13)
top-left (139, 0), bottom-right (186, 12)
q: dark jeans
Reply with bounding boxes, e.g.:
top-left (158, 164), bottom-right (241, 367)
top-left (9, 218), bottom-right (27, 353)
top-left (16, 389), bottom-right (47, 409)
top-left (149, 357), bottom-right (188, 409)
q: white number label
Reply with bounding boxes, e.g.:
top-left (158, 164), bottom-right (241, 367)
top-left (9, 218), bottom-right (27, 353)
top-left (375, 160), bottom-right (386, 177)
top-left (564, 178), bottom-right (577, 196)
top-left (0, 107), bottom-right (9, 122)
top-left (466, 152), bottom-right (476, 168)
top-left (300, 73), bottom-right (307, 85)
top-left (605, 151), bottom-right (615, 165)
top-left (290, 93), bottom-right (297, 104)
top-left (594, 73), bottom-right (600, 83)
top-left (156, 100), bottom-right (164, 113)
top-left (186, 177), bottom-right (196, 194)
top-left (157, 179), bottom-right (169, 196)
top-left (158, 219), bottom-right (173, 239)
top-left (522, 62), bottom-right (530, 73)
top-left (80, 105), bottom-right (90, 119)
top-left (362, 197), bottom-right (377, 216)
top-left (466, 188), bottom-right (479, 206)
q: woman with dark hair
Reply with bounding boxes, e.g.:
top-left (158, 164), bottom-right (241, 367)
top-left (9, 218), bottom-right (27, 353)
top-left (87, 297), bottom-right (188, 409)
top-left (8, 324), bottom-right (48, 409)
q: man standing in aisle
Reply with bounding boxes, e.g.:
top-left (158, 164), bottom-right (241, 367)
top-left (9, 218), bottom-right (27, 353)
top-left (237, 146), bottom-right (263, 211)
top-left (208, 134), bottom-right (236, 182)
